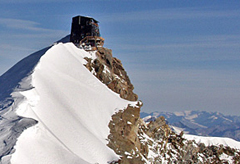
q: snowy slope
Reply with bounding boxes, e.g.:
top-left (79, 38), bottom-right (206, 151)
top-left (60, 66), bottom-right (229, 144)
top-left (1, 40), bottom-right (240, 163)
top-left (172, 126), bottom-right (240, 149)
top-left (1, 42), bottom-right (137, 164)
top-left (184, 134), bottom-right (240, 149)
top-left (0, 47), bottom-right (51, 162)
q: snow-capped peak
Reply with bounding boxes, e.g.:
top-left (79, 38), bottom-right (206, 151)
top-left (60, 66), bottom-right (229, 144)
top-left (1, 42), bottom-right (138, 164)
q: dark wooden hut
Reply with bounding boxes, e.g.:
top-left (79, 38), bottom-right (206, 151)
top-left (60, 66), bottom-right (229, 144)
top-left (70, 15), bottom-right (104, 50)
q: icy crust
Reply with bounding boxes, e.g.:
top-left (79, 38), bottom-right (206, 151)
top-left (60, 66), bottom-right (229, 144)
top-left (184, 134), bottom-right (240, 150)
top-left (10, 43), bottom-right (138, 164)
top-left (171, 125), bottom-right (240, 149)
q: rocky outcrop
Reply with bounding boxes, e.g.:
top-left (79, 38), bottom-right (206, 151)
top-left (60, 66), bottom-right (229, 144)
top-left (108, 109), bottom-right (240, 163)
top-left (84, 47), bottom-right (138, 101)
top-left (108, 103), bottom-right (145, 164)
top-left (143, 110), bottom-right (240, 142)
top-left (84, 46), bottom-right (240, 163)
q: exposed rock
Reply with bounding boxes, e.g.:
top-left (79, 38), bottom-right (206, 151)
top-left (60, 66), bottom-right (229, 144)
top-left (84, 47), bottom-right (138, 101)
top-left (142, 110), bottom-right (240, 142)
top-left (108, 109), bottom-right (240, 163)
top-left (146, 116), bottom-right (171, 139)
top-left (108, 102), bottom-right (144, 164)
top-left (83, 47), bottom-right (240, 163)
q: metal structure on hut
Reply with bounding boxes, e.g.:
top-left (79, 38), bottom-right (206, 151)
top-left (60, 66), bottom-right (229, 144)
top-left (70, 15), bottom-right (104, 50)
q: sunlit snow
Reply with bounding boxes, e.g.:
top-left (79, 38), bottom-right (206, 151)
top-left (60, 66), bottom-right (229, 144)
top-left (9, 43), bottom-right (137, 164)
top-left (0, 41), bottom-right (240, 163)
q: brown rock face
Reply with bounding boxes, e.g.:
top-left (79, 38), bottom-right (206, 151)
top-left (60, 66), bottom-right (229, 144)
top-left (83, 46), bottom-right (240, 163)
top-left (84, 47), bottom-right (138, 101)
top-left (108, 109), bottom-right (240, 163)
top-left (146, 116), bottom-right (172, 139)
top-left (108, 103), bottom-right (145, 164)
top-left (107, 104), bottom-right (173, 163)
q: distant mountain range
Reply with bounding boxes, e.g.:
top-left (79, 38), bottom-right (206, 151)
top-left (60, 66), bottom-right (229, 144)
top-left (141, 110), bottom-right (240, 141)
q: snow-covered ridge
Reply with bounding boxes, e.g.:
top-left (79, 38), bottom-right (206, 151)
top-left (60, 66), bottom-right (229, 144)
top-left (141, 110), bottom-right (240, 142)
top-left (2, 42), bottom-right (138, 164)
top-left (0, 46), bottom-right (50, 163)
top-left (184, 134), bottom-right (240, 150)
top-left (1, 40), bottom-right (240, 163)
top-left (172, 126), bottom-right (240, 150)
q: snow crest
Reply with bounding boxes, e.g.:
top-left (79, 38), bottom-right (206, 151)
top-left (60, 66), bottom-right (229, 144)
top-left (9, 43), bottom-right (136, 164)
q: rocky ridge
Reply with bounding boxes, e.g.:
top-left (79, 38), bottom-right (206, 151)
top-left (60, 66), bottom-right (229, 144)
top-left (84, 47), bottom-right (137, 101)
top-left (84, 47), bottom-right (240, 163)
top-left (142, 111), bottom-right (240, 142)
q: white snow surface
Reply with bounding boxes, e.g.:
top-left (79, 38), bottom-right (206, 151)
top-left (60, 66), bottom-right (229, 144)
top-left (2, 41), bottom-right (240, 164)
top-left (184, 134), bottom-right (240, 150)
top-left (172, 126), bottom-right (240, 149)
top-left (10, 43), bottom-right (137, 164)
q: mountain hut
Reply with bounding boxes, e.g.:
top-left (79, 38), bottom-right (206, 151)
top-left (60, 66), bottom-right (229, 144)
top-left (70, 15), bottom-right (104, 50)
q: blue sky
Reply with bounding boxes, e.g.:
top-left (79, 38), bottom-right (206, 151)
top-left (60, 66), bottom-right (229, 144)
top-left (0, 0), bottom-right (240, 115)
